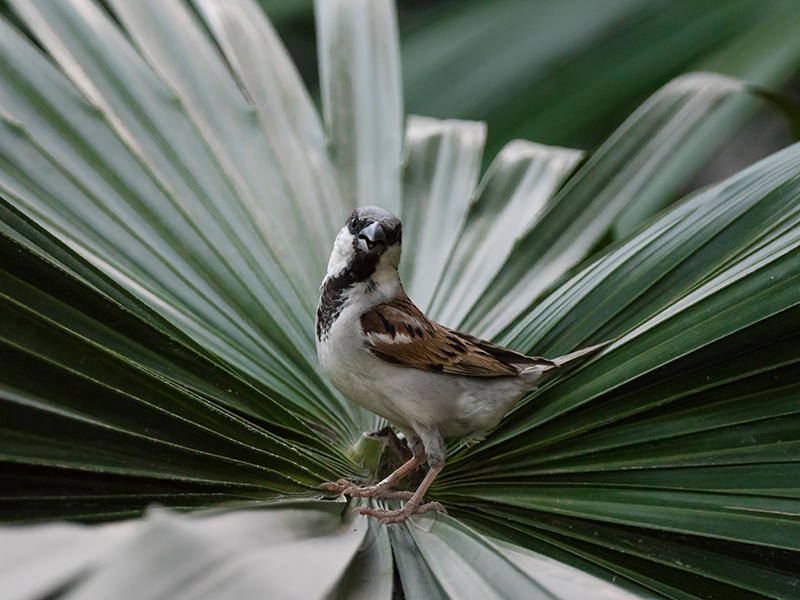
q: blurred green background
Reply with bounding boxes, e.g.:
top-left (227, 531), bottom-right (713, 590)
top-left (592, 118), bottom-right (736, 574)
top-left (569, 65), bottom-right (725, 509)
top-left (262, 0), bottom-right (799, 182)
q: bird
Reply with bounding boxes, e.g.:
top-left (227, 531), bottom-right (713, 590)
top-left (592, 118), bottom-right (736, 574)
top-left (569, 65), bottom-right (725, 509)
top-left (316, 206), bottom-right (606, 524)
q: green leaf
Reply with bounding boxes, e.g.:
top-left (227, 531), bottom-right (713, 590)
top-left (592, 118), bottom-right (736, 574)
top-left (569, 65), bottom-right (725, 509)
top-left (327, 515), bottom-right (394, 600)
top-left (315, 0), bottom-right (403, 216)
top-left (429, 139), bottom-right (583, 326)
top-left (388, 523), bottom-right (448, 599)
top-left (403, 0), bottom-right (800, 154)
top-left (464, 509), bottom-right (794, 600)
top-left (0, 519), bottom-right (138, 600)
top-left (0, 0), bottom-right (365, 433)
top-left (7, 502), bottom-right (370, 600)
top-left (194, 0), bottom-right (345, 244)
top-left (402, 0), bottom-right (651, 135)
top-left (400, 115), bottom-right (486, 309)
top-left (403, 514), bottom-right (647, 599)
top-left (2, 0), bottom-right (800, 598)
top-left (463, 73), bottom-right (794, 337)
top-left (434, 143), bottom-right (800, 597)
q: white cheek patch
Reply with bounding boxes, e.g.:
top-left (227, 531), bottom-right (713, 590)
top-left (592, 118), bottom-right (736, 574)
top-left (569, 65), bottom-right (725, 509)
top-left (327, 228), bottom-right (355, 276)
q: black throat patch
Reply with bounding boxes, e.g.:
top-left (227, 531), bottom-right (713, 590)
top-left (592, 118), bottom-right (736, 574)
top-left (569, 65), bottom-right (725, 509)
top-left (316, 249), bottom-right (381, 341)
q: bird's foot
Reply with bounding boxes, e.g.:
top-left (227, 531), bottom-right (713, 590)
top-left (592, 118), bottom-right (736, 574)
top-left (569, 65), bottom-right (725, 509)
top-left (354, 501), bottom-right (447, 525)
top-left (319, 479), bottom-right (413, 500)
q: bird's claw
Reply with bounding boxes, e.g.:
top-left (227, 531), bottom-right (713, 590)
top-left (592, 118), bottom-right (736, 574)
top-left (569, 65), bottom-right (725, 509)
top-left (319, 479), bottom-right (354, 494)
top-left (355, 501), bottom-right (447, 524)
top-left (319, 479), bottom-right (413, 500)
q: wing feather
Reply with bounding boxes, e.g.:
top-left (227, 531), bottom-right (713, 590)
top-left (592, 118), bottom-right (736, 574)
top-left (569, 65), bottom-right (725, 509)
top-left (360, 294), bottom-right (553, 377)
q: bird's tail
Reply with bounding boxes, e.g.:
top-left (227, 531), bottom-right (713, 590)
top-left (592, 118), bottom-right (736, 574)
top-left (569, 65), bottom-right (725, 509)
top-left (551, 341), bottom-right (610, 367)
top-left (518, 341), bottom-right (609, 389)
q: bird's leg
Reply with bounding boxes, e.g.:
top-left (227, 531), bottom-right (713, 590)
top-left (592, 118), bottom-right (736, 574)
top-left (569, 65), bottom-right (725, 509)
top-left (355, 426), bottom-right (447, 524)
top-left (319, 450), bottom-right (426, 500)
top-left (355, 464), bottom-right (446, 524)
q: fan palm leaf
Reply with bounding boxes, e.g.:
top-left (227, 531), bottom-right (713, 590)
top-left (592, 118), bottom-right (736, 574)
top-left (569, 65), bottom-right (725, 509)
top-left (1, 0), bottom-right (799, 597)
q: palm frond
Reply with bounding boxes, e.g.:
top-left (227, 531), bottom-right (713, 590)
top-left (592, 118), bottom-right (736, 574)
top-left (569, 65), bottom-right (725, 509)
top-left (1, 0), bottom-right (800, 597)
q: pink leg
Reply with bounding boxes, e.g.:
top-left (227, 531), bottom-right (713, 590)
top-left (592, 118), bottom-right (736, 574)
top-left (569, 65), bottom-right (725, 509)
top-left (355, 465), bottom-right (446, 524)
top-left (319, 452), bottom-right (426, 500)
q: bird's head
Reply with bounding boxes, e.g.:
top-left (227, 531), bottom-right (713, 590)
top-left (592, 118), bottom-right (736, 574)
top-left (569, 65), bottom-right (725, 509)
top-left (326, 206), bottom-right (402, 284)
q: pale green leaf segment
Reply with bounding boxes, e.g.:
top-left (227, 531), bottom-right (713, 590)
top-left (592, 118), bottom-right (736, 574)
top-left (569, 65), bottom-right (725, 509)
top-left (315, 0), bottom-right (403, 217)
top-left (0, 0), bottom-right (799, 598)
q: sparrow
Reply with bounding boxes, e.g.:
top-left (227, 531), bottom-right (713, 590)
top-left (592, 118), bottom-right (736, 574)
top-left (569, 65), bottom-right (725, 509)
top-left (316, 206), bottom-right (606, 524)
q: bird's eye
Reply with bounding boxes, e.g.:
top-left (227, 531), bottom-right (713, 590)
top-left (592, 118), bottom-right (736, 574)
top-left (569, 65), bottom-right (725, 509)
top-left (347, 215), bottom-right (360, 234)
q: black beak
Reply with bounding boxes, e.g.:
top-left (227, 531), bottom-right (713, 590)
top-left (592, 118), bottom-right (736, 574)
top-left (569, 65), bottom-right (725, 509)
top-left (359, 222), bottom-right (386, 249)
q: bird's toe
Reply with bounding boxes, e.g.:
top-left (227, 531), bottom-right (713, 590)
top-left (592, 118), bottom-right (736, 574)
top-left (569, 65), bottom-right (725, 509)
top-left (350, 486), bottom-right (413, 500)
top-left (319, 478), bottom-right (355, 493)
top-left (352, 506), bottom-right (388, 518)
top-left (320, 480), bottom-right (415, 500)
top-left (355, 500), bottom-right (447, 524)
top-left (417, 501), bottom-right (447, 515)
top-left (344, 484), bottom-right (380, 498)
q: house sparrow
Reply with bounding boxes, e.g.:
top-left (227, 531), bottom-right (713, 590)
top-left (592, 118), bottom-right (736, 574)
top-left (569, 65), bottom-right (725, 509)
top-left (317, 206), bottom-right (606, 524)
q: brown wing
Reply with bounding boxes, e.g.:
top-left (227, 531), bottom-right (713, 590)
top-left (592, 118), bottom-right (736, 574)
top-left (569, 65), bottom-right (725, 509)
top-left (360, 294), bottom-right (554, 377)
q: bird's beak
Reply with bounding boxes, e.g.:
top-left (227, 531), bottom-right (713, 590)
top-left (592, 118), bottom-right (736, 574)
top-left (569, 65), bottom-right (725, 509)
top-left (359, 222), bottom-right (386, 245)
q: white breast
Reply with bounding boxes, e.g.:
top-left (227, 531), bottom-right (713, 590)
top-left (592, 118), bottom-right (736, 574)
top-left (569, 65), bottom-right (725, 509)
top-left (317, 299), bottom-right (534, 436)
top-left (317, 297), bottom-right (405, 422)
